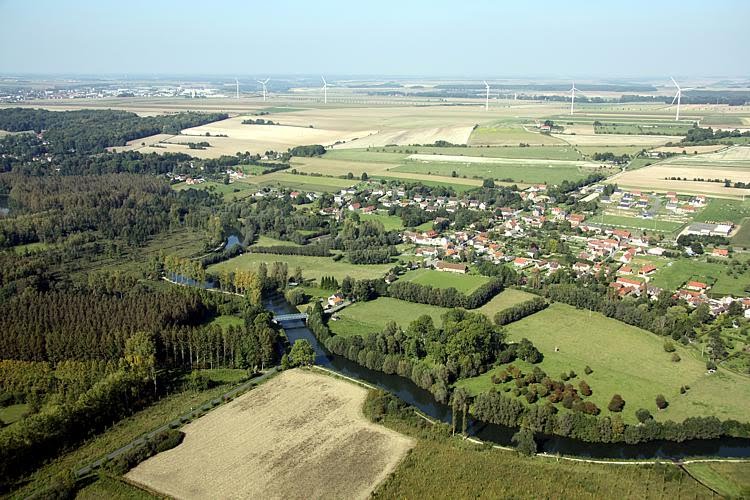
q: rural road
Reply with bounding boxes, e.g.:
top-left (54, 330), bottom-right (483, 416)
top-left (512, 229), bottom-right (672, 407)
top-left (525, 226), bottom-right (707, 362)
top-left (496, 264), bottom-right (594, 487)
top-left (74, 369), bottom-right (277, 478)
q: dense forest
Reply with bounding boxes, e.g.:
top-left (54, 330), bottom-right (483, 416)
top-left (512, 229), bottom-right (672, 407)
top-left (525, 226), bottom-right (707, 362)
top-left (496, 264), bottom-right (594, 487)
top-left (0, 108), bottom-right (228, 154)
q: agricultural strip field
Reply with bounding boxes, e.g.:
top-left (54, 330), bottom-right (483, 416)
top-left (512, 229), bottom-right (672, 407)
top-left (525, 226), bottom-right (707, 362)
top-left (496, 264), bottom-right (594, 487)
top-left (392, 158), bottom-right (610, 185)
top-left (209, 253), bottom-right (392, 281)
top-left (553, 133), bottom-right (682, 147)
top-left (374, 145), bottom-right (583, 160)
top-left (400, 268), bottom-right (490, 293)
top-left (126, 369), bottom-right (414, 500)
top-left (615, 147), bottom-right (750, 198)
top-left (329, 297), bottom-right (449, 337)
top-left (456, 303), bottom-right (750, 424)
top-left (732, 218), bottom-right (750, 247)
top-left (468, 124), bottom-right (566, 146)
top-left (648, 258), bottom-right (750, 296)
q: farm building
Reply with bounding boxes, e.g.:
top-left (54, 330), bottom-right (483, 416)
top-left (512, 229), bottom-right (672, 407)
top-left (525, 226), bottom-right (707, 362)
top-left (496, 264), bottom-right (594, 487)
top-left (435, 261), bottom-right (468, 274)
top-left (683, 223), bottom-right (733, 237)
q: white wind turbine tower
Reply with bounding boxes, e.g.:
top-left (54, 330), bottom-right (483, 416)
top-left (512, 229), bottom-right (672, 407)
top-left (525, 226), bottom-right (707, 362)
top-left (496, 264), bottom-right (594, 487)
top-left (321, 76), bottom-right (329, 104)
top-left (257, 78), bottom-right (269, 102)
top-left (670, 77), bottom-right (693, 121)
top-left (235, 78), bottom-right (239, 99)
top-left (569, 81), bottom-right (580, 114)
top-left (483, 81), bottom-right (490, 111)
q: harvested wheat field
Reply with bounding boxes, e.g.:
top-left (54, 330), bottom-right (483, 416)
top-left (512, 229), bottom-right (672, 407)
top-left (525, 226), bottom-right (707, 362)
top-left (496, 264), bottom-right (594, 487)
top-left (126, 369), bottom-right (414, 500)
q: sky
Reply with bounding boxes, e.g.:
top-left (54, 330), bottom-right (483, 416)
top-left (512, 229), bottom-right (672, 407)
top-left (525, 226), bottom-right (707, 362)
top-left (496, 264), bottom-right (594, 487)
top-left (1, 0), bottom-right (748, 78)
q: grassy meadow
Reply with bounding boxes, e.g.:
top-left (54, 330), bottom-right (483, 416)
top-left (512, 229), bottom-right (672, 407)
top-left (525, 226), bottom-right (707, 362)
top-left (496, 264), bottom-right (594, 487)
top-left (209, 253), bottom-right (392, 281)
top-left (329, 297), bottom-right (449, 337)
top-left (649, 257), bottom-right (750, 296)
top-left (456, 303), bottom-right (750, 424)
top-left (400, 268), bottom-right (489, 294)
top-left (477, 288), bottom-right (538, 318)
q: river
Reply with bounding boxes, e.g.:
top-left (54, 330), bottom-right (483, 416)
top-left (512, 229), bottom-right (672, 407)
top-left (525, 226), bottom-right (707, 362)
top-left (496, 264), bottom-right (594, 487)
top-left (264, 294), bottom-right (750, 459)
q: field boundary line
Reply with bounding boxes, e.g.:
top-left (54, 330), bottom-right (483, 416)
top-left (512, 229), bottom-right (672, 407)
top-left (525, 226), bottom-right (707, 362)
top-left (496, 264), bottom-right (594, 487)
top-left (311, 365), bottom-right (378, 390)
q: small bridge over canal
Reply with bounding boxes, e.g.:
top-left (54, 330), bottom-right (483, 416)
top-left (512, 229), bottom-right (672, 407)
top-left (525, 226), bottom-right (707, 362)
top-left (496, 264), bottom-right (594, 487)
top-left (272, 312), bottom-right (309, 324)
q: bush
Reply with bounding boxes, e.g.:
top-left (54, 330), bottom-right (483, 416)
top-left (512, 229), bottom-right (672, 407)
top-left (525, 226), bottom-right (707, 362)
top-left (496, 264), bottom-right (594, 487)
top-left (671, 352), bottom-right (681, 362)
top-left (106, 429), bottom-right (185, 475)
top-left (512, 428), bottom-right (537, 456)
top-left (584, 365), bottom-right (593, 375)
top-left (608, 394), bottom-right (625, 412)
top-left (663, 340), bottom-right (676, 352)
top-left (579, 380), bottom-right (592, 397)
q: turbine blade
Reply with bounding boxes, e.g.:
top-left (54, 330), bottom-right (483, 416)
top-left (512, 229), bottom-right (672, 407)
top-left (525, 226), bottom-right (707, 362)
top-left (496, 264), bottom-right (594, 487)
top-left (671, 93), bottom-right (679, 105)
top-left (321, 76), bottom-right (327, 85)
top-left (671, 77), bottom-right (680, 90)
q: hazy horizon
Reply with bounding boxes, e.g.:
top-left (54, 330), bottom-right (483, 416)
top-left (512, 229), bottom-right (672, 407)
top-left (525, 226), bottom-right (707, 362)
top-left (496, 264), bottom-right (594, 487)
top-left (1, 0), bottom-right (749, 78)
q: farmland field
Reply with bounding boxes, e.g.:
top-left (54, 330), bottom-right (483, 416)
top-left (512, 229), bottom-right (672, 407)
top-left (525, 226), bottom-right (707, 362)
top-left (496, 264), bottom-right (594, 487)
top-left (126, 369), bottom-right (414, 500)
top-left (616, 146), bottom-right (750, 198)
top-left (732, 218), bottom-right (750, 247)
top-left (392, 157), bottom-right (609, 185)
top-left (379, 145), bottom-right (582, 160)
top-left (469, 124), bottom-right (565, 146)
top-left (329, 297), bottom-right (449, 337)
top-left (400, 268), bottom-right (489, 293)
top-left (359, 212), bottom-right (405, 230)
top-left (456, 303), bottom-right (750, 424)
top-left (209, 253), bottom-right (392, 281)
top-left (593, 122), bottom-right (693, 136)
top-left (553, 133), bottom-right (682, 147)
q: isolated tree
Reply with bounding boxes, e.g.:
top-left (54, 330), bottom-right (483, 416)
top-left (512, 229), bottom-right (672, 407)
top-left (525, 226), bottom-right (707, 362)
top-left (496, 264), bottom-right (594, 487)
top-left (656, 394), bottom-right (668, 410)
top-left (361, 172), bottom-right (369, 181)
top-left (636, 408), bottom-right (652, 423)
top-left (608, 394), bottom-right (625, 413)
top-left (579, 380), bottom-right (592, 397)
top-left (512, 427), bottom-right (537, 456)
top-left (451, 387), bottom-right (470, 436)
top-left (290, 339), bottom-right (315, 367)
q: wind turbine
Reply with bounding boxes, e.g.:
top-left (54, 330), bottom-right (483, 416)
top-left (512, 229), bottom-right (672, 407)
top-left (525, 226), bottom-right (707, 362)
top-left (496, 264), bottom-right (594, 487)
top-left (670, 77), bottom-right (693, 121)
top-left (257, 78), bottom-right (269, 102)
top-left (483, 81), bottom-right (490, 111)
top-left (569, 81), bottom-right (580, 114)
top-left (235, 78), bottom-right (239, 99)
top-left (321, 76), bottom-right (329, 104)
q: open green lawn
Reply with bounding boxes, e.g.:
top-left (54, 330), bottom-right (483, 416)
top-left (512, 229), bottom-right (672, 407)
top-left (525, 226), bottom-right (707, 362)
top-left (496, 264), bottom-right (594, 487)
top-left (696, 198), bottom-right (750, 224)
top-left (208, 314), bottom-right (245, 330)
top-left (477, 288), bottom-right (538, 318)
top-left (173, 180), bottom-right (255, 201)
top-left (731, 218), bottom-right (750, 247)
top-left (649, 258), bottom-right (750, 296)
top-left (329, 297), bottom-right (449, 337)
top-left (209, 253), bottom-right (392, 282)
top-left (598, 214), bottom-right (685, 233)
top-left (0, 403), bottom-right (28, 425)
top-left (251, 235), bottom-right (300, 247)
top-left (684, 462), bottom-right (750, 499)
top-left (76, 475), bottom-right (155, 500)
top-left (11, 241), bottom-right (52, 254)
top-left (391, 160), bottom-right (602, 185)
top-left (243, 172), bottom-right (355, 192)
top-left (401, 268), bottom-right (490, 294)
top-left (456, 303), bottom-right (750, 424)
top-left (359, 212), bottom-right (405, 231)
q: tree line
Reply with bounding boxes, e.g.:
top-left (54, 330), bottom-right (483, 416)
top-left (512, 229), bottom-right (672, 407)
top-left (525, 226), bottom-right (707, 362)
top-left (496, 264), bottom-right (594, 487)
top-left (493, 297), bottom-right (548, 326)
top-left (387, 277), bottom-right (504, 309)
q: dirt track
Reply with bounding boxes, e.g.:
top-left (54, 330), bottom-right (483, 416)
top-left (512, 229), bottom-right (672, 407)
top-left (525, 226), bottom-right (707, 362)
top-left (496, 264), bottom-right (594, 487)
top-left (126, 369), bottom-right (414, 500)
